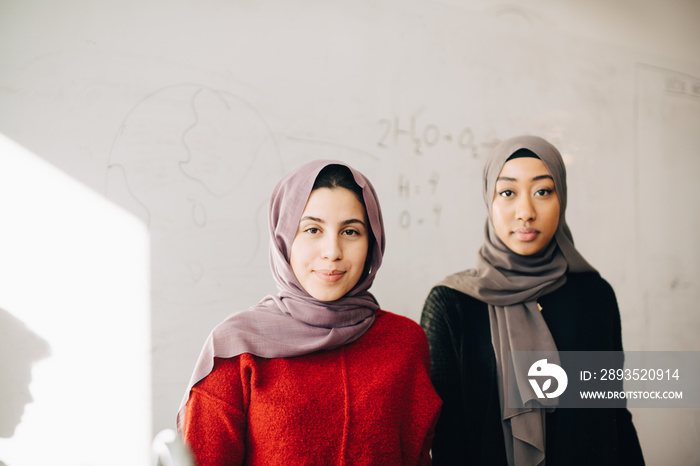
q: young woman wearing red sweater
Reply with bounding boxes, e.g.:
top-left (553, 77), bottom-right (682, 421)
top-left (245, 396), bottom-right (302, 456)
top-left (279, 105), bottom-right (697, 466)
top-left (178, 160), bottom-right (442, 465)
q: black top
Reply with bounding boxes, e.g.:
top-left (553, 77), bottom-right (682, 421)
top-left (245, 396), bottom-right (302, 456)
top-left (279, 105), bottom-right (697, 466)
top-left (420, 272), bottom-right (645, 465)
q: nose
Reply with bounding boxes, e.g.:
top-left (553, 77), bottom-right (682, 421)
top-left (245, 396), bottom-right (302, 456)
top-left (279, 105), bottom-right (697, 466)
top-left (516, 195), bottom-right (536, 222)
top-left (321, 234), bottom-right (343, 261)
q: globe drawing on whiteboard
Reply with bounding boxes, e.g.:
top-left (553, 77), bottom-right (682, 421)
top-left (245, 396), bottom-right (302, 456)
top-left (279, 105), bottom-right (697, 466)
top-left (107, 84), bottom-right (283, 300)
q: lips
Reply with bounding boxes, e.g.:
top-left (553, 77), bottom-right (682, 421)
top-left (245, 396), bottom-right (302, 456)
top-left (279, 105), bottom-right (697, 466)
top-left (513, 228), bottom-right (539, 242)
top-left (314, 269), bottom-right (346, 283)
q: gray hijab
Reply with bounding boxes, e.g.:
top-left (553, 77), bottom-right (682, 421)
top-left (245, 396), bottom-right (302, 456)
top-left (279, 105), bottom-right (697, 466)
top-left (439, 135), bottom-right (595, 465)
top-left (177, 160), bottom-right (385, 433)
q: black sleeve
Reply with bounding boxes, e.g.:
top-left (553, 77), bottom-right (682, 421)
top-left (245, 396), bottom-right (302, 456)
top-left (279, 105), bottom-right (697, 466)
top-left (420, 287), bottom-right (471, 465)
top-left (599, 276), bottom-right (646, 465)
top-left (615, 407), bottom-right (645, 465)
top-left (421, 286), bottom-right (508, 465)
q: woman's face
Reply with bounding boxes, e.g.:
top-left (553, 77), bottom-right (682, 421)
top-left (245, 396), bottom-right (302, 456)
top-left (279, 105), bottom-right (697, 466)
top-left (290, 187), bottom-right (369, 301)
top-left (492, 157), bottom-right (561, 256)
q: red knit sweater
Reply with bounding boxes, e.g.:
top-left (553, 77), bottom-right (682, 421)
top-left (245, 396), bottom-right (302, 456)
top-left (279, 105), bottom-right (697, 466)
top-left (182, 310), bottom-right (442, 465)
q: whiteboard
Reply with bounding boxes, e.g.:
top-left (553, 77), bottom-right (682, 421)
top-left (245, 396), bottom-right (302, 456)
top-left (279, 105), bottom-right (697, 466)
top-left (1, 1), bottom-right (699, 464)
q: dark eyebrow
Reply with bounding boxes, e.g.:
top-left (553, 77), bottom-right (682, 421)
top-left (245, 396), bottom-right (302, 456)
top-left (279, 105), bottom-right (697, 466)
top-left (496, 174), bottom-right (554, 182)
top-left (299, 216), bottom-right (367, 228)
top-left (300, 216), bottom-right (323, 223)
top-left (533, 174), bottom-right (554, 182)
top-left (342, 219), bottom-right (367, 228)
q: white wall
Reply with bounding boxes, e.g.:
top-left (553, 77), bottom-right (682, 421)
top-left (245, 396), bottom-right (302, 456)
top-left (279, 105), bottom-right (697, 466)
top-left (1, 1), bottom-right (698, 464)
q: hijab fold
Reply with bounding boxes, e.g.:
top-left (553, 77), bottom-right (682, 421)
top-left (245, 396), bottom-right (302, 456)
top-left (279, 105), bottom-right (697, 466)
top-left (177, 160), bottom-right (385, 433)
top-left (439, 136), bottom-right (595, 466)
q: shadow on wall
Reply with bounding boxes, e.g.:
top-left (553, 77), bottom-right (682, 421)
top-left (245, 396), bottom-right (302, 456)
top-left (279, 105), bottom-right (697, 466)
top-left (0, 308), bottom-right (51, 440)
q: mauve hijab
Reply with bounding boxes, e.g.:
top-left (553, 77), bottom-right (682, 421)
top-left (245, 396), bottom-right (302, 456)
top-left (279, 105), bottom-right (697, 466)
top-left (177, 160), bottom-right (385, 432)
top-left (439, 135), bottom-right (595, 466)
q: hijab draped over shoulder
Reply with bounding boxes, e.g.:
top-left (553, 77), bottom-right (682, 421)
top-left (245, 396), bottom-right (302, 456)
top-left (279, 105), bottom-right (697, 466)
top-left (177, 160), bottom-right (385, 432)
top-left (439, 135), bottom-right (595, 466)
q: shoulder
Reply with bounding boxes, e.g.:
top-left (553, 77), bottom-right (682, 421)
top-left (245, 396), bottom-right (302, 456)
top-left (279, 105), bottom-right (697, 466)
top-left (198, 355), bottom-right (245, 386)
top-left (563, 271), bottom-right (617, 304)
top-left (368, 311), bottom-right (432, 361)
top-left (542, 272), bottom-right (620, 327)
top-left (421, 285), bottom-right (488, 326)
top-left (374, 310), bottom-right (426, 341)
top-left (198, 353), bottom-right (267, 386)
top-left (426, 285), bottom-right (486, 308)
top-left (566, 271), bottom-right (612, 289)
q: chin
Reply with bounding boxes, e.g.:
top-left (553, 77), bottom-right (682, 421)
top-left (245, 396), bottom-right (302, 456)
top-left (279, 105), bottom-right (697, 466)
top-left (509, 243), bottom-right (544, 256)
top-left (309, 289), bottom-right (346, 302)
top-left (316, 295), bottom-right (344, 302)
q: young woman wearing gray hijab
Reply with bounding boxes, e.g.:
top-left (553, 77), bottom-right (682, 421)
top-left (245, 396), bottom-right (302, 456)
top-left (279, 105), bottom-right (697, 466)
top-left (179, 160), bottom-right (441, 465)
top-left (420, 136), bottom-right (644, 465)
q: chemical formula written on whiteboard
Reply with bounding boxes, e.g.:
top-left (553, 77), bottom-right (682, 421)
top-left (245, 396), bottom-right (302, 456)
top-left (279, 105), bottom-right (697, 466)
top-left (396, 172), bottom-right (443, 230)
top-left (376, 116), bottom-right (498, 230)
top-left (377, 116), bottom-right (478, 157)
